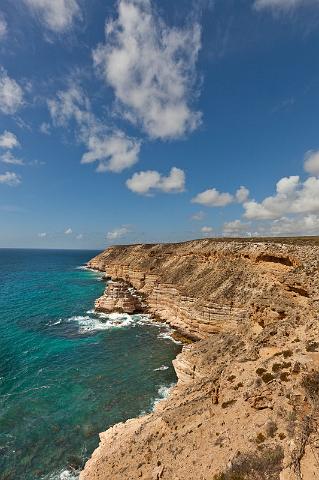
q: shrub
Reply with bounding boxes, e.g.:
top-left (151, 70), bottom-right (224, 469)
top-left (213, 446), bottom-right (284, 480)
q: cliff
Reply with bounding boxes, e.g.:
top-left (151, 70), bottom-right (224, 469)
top-left (80, 238), bottom-right (319, 480)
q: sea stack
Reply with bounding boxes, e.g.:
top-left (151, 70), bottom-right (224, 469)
top-left (95, 281), bottom-right (143, 314)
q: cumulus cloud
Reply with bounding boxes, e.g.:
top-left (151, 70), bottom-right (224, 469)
top-left (192, 188), bottom-right (233, 207)
top-left (0, 151), bottom-right (24, 165)
top-left (126, 167), bottom-right (185, 195)
top-left (81, 132), bottom-right (140, 173)
top-left (48, 85), bottom-right (90, 127)
top-left (201, 226), bottom-right (214, 235)
top-left (191, 211), bottom-right (205, 221)
top-left (0, 131), bottom-right (20, 149)
top-left (0, 14), bottom-right (7, 40)
top-left (253, 0), bottom-right (315, 10)
top-left (271, 214), bottom-right (319, 235)
top-left (0, 171), bottom-right (21, 186)
top-left (48, 85), bottom-right (141, 172)
top-left (38, 232), bottom-right (47, 238)
top-left (243, 175), bottom-right (319, 220)
top-left (48, 84), bottom-right (140, 173)
top-left (93, 0), bottom-right (201, 139)
top-left (195, 152), bottom-right (319, 237)
top-left (223, 219), bottom-right (251, 237)
top-left (76, 233), bottom-right (83, 240)
top-left (236, 152), bottom-right (319, 235)
top-left (0, 68), bottom-right (24, 114)
top-left (23, 0), bottom-right (80, 33)
top-left (235, 186), bottom-right (250, 203)
top-left (192, 185), bottom-right (249, 207)
top-left (304, 150), bottom-right (319, 176)
top-left (106, 226), bottom-right (131, 241)
top-left (64, 227), bottom-right (72, 235)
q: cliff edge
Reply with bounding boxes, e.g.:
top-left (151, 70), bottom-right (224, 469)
top-left (80, 238), bottom-right (319, 480)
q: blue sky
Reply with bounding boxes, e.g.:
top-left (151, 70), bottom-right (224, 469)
top-left (1, 0), bottom-right (319, 249)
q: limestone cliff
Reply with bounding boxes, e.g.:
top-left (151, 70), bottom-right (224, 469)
top-left (80, 238), bottom-right (319, 480)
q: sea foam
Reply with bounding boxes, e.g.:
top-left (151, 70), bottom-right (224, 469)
top-left (44, 468), bottom-right (79, 480)
top-left (154, 365), bottom-right (169, 371)
top-left (152, 383), bottom-right (175, 409)
top-left (68, 313), bottom-right (135, 333)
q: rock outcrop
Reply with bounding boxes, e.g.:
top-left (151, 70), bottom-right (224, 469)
top-left (95, 281), bottom-right (143, 314)
top-left (80, 238), bottom-right (319, 480)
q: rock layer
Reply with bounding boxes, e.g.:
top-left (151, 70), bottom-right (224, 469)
top-left (95, 281), bottom-right (143, 314)
top-left (80, 238), bottom-right (319, 480)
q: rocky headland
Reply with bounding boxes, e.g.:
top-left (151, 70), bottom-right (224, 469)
top-left (80, 237), bottom-right (319, 480)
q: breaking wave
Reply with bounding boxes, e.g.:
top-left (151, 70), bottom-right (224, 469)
top-left (43, 468), bottom-right (80, 480)
top-left (152, 383), bottom-right (175, 409)
top-left (154, 365), bottom-right (169, 371)
top-left (68, 313), bottom-right (135, 333)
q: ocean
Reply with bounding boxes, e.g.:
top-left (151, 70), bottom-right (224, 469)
top-left (0, 249), bottom-right (181, 480)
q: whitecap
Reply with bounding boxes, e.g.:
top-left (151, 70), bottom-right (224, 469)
top-left (152, 383), bottom-right (175, 409)
top-left (157, 331), bottom-right (182, 345)
top-left (45, 319), bottom-right (62, 327)
top-left (68, 314), bottom-right (135, 333)
top-left (75, 266), bottom-right (105, 279)
top-left (154, 365), bottom-right (169, 371)
top-left (52, 319), bottom-right (62, 326)
top-left (43, 468), bottom-right (80, 480)
top-left (59, 470), bottom-right (79, 480)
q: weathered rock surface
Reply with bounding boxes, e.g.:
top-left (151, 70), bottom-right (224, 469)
top-left (80, 238), bottom-right (319, 480)
top-left (95, 281), bottom-right (143, 314)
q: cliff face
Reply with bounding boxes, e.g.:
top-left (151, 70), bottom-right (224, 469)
top-left (81, 238), bottom-right (319, 480)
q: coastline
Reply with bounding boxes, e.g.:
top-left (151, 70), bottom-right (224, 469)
top-left (80, 238), bottom-right (319, 480)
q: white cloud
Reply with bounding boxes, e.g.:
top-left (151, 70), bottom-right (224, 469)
top-left (0, 151), bottom-right (24, 165)
top-left (0, 131), bottom-right (20, 149)
top-left (223, 219), bottom-right (251, 236)
top-left (48, 85), bottom-right (90, 127)
top-left (38, 232), bottom-right (47, 238)
top-left (235, 186), bottom-right (250, 203)
top-left (39, 122), bottom-right (51, 135)
top-left (191, 210), bottom-right (205, 221)
top-left (253, 0), bottom-right (314, 10)
top-left (0, 171), bottom-right (21, 186)
top-left (198, 152), bottom-right (319, 237)
top-left (48, 85), bottom-right (140, 173)
top-left (243, 175), bottom-right (319, 219)
top-left (76, 233), bottom-right (83, 240)
top-left (0, 68), bottom-right (24, 114)
top-left (201, 226), bottom-right (214, 235)
top-left (0, 14), bottom-right (7, 40)
top-left (81, 132), bottom-right (140, 173)
top-left (304, 150), bottom-right (319, 176)
top-left (64, 227), bottom-right (72, 235)
top-left (106, 226), bottom-right (131, 241)
top-left (271, 214), bottom-right (319, 235)
top-left (93, 0), bottom-right (201, 139)
top-left (126, 167), bottom-right (185, 195)
top-left (192, 188), bottom-right (233, 207)
top-left (126, 170), bottom-right (160, 195)
top-left (23, 0), bottom-right (80, 33)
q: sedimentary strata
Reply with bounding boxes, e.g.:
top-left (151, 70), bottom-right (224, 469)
top-left (95, 281), bottom-right (143, 314)
top-left (80, 238), bottom-right (319, 480)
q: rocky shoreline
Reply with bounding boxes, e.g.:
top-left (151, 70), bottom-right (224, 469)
top-left (80, 238), bottom-right (319, 480)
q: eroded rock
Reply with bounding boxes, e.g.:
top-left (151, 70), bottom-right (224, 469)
top-left (81, 238), bottom-right (319, 480)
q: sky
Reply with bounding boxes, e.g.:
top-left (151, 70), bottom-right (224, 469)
top-left (1, 0), bottom-right (319, 249)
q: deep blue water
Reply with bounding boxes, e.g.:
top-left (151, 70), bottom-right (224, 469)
top-left (0, 249), bottom-right (181, 480)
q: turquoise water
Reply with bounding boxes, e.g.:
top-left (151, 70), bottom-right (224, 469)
top-left (0, 249), bottom-right (181, 480)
